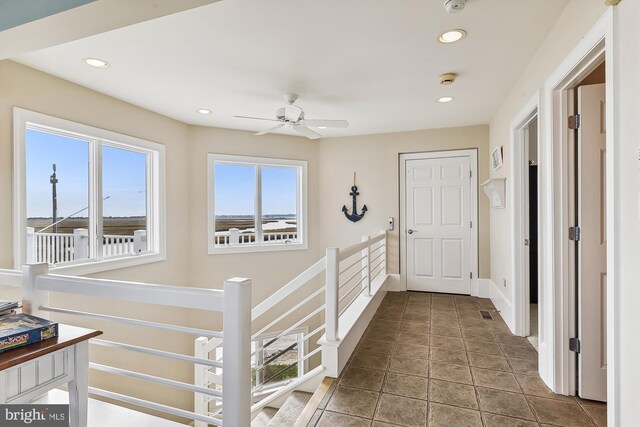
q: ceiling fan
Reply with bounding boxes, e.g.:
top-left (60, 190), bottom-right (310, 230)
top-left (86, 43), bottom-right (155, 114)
top-left (234, 94), bottom-right (349, 139)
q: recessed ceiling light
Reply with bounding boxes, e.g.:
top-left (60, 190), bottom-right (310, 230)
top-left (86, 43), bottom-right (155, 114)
top-left (197, 109), bottom-right (212, 115)
top-left (318, 126), bottom-right (327, 129)
top-left (83, 58), bottom-right (109, 68)
top-left (437, 96), bottom-right (455, 103)
top-left (438, 29), bottom-right (467, 44)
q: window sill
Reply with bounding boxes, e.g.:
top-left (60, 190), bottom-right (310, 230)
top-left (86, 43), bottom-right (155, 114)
top-left (46, 252), bottom-right (166, 276)
top-left (208, 242), bottom-right (308, 255)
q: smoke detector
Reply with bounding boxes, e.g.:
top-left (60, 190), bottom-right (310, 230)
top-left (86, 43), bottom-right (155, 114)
top-left (439, 73), bottom-right (458, 85)
top-left (443, 0), bottom-right (467, 13)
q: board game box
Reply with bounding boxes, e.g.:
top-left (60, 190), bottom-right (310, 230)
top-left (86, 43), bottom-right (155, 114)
top-left (0, 313), bottom-right (59, 353)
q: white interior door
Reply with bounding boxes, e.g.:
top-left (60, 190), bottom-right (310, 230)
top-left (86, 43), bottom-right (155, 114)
top-left (405, 156), bottom-right (471, 294)
top-left (577, 83), bottom-right (607, 402)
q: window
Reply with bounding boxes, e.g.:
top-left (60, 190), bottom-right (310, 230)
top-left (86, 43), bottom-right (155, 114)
top-left (213, 329), bottom-right (307, 391)
top-left (208, 154), bottom-right (307, 254)
top-left (14, 108), bottom-right (165, 274)
top-left (252, 330), bottom-right (306, 390)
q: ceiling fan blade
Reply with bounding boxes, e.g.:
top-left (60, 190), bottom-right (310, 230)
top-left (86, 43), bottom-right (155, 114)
top-left (302, 119), bottom-right (349, 128)
top-left (255, 124), bottom-right (284, 136)
top-left (293, 125), bottom-right (321, 140)
top-left (234, 115), bottom-right (280, 122)
top-left (284, 105), bottom-right (302, 122)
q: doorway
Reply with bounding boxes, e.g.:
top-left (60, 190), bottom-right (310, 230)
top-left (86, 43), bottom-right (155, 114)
top-left (399, 150), bottom-right (478, 295)
top-left (570, 61), bottom-right (607, 402)
top-left (513, 101), bottom-right (539, 343)
top-left (525, 117), bottom-right (539, 351)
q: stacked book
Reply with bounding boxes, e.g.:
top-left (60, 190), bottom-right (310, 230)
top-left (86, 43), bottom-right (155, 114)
top-left (0, 313), bottom-right (59, 353)
top-left (0, 300), bottom-right (20, 317)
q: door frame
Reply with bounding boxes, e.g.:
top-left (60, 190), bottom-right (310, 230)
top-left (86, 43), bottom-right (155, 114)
top-left (512, 98), bottom-right (539, 338)
top-left (539, 9), bottom-right (616, 418)
top-left (399, 149), bottom-right (479, 295)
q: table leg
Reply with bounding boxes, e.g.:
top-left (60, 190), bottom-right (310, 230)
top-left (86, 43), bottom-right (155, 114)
top-left (68, 341), bottom-right (89, 427)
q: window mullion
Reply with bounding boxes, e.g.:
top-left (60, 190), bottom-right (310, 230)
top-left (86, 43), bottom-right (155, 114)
top-left (255, 165), bottom-right (263, 246)
top-left (145, 151), bottom-right (154, 253)
top-left (91, 140), bottom-right (103, 261)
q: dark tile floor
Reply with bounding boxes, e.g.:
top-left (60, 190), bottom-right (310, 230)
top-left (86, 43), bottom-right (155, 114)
top-left (308, 291), bottom-right (607, 427)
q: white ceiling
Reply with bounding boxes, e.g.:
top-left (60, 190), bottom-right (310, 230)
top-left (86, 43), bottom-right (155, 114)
top-left (14, 0), bottom-right (567, 138)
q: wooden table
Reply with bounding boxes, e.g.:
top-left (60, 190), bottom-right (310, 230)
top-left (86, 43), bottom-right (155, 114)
top-left (0, 324), bottom-right (102, 427)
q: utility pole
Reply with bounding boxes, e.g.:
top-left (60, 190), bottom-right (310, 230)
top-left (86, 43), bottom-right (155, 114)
top-left (50, 164), bottom-right (58, 233)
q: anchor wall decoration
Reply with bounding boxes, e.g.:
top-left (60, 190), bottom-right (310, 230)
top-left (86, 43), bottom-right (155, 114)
top-left (342, 172), bottom-right (368, 222)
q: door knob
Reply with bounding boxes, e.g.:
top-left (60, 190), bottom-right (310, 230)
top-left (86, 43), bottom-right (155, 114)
top-left (408, 229), bottom-right (416, 234)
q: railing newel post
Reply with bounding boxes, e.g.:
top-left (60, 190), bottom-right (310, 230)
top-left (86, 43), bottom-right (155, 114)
top-left (133, 230), bottom-right (147, 254)
top-left (73, 228), bottom-right (89, 261)
top-left (325, 248), bottom-right (339, 343)
top-left (222, 277), bottom-right (252, 427)
top-left (26, 227), bottom-right (36, 264)
top-left (22, 263), bottom-right (50, 319)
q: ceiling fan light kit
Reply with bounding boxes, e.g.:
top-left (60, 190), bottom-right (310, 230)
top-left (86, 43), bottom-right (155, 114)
top-left (234, 94), bottom-right (349, 139)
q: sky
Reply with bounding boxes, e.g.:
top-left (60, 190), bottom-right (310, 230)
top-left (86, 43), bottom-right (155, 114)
top-left (26, 128), bottom-right (297, 220)
top-left (214, 163), bottom-right (297, 216)
top-left (26, 129), bottom-right (147, 218)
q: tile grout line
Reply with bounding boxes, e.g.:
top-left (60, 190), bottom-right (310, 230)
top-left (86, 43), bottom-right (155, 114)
top-left (321, 292), bottom-right (602, 427)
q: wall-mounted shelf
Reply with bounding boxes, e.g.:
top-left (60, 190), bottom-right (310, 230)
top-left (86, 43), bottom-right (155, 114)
top-left (481, 178), bottom-right (506, 209)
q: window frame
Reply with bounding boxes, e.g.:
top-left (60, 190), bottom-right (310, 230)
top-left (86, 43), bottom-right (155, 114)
top-left (214, 327), bottom-right (308, 392)
top-left (252, 327), bottom-right (308, 390)
top-left (13, 107), bottom-right (166, 275)
top-left (207, 153), bottom-right (308, 254)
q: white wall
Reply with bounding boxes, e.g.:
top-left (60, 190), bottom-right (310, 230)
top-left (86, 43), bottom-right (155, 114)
top-left (488, 0), bottom-right (640, 424)
top-left (611, 1), bottom-right (640, 424)
top-left (488, 0), bottom-right (607, 332)
top-left (317, 126), bottom-right (491, 279)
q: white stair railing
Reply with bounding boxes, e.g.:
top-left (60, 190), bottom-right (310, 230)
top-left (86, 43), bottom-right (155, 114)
top-left (1, 231), bottom-right (387, 427)
top-left (214, 231), bottom-right (298, 246)
top-left (194, 231), bottom-right (388, 422)
top-left (0, 264), bottom-right (254, 427)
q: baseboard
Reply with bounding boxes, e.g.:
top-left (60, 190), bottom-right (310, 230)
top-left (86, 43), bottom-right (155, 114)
top-left (383, 274), bottom-right (402, 292)
top-left (487, 279), bottom-right (515, 333)
top-left (476, 279), bottom-right (493, 298)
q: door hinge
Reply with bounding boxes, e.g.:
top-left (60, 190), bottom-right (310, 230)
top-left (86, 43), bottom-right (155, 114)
top-left (470, 272), bottom-right (473, 279)
top-left (470, 221), bottom-right (473, 228)
top-left (568, 114), bottom-right (581, 130)
top-left (470, 170), bottom-right (472, 178)
top-left (569, 226), bottom-right (581, 241)
top-left (569, 337), bottom-right (581, 353)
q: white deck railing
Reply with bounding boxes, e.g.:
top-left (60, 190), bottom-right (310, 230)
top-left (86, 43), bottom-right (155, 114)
top-left (214, 230), bottom-right (298, 246)
top-left (26, 228), bottom-right (147, 264)
top-left (0, 266), bottom-right (253, 427)
top-left (194, 231), bottom-right (387, 424)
